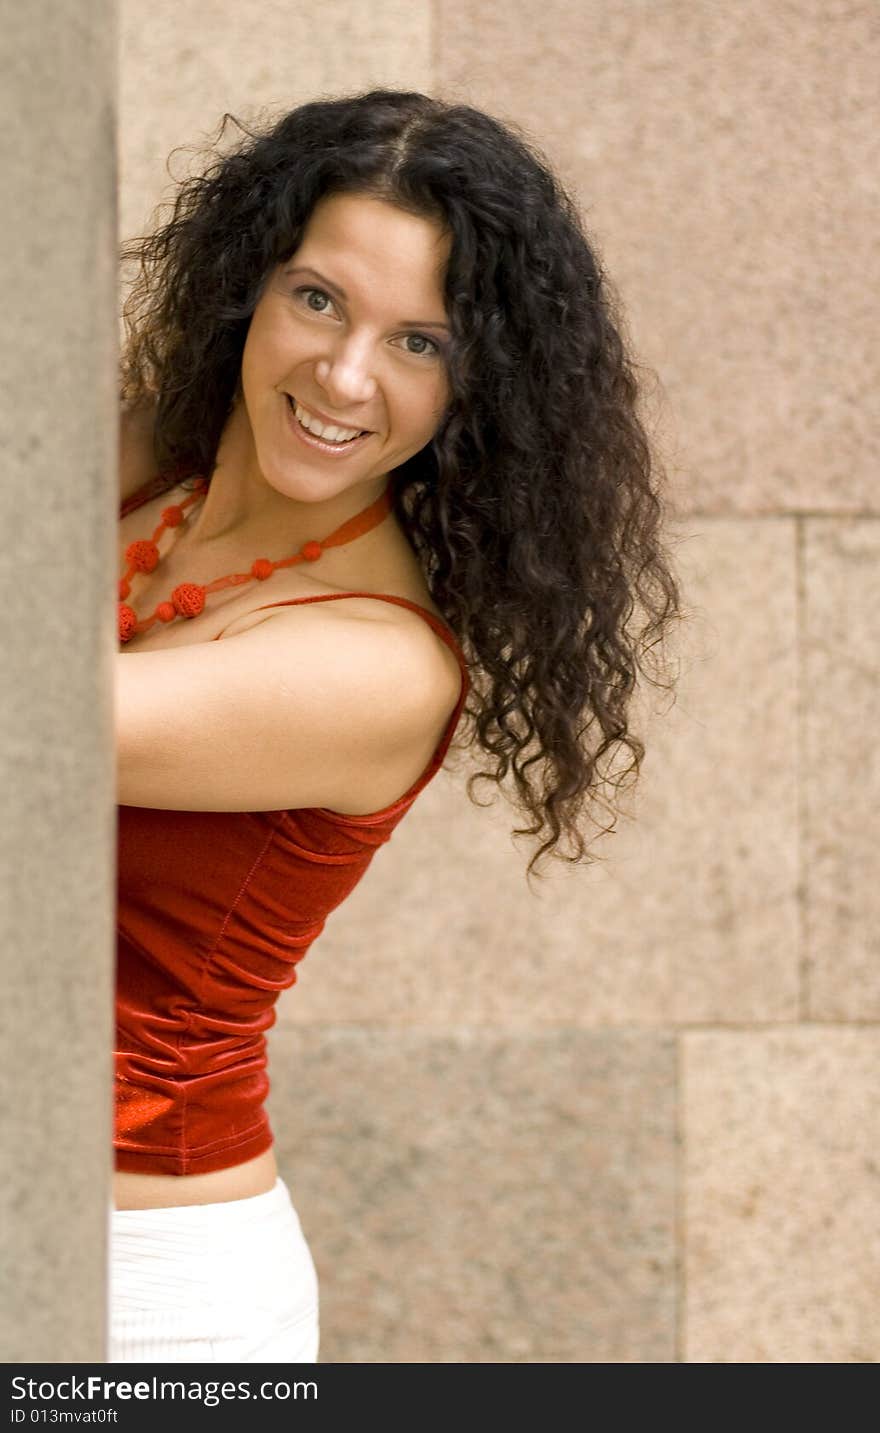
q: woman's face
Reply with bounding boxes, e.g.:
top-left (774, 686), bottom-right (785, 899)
top-left (238, 191), bottom-right (452, 505)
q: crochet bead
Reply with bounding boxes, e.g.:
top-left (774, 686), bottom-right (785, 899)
top-left (251, 558), bottom-right (274, 580)
top-left (118, 578), bottom-right (131, 601)
top-left (301, 540), bottom-right (323, 562)
top-left (125, 539), bottom-right (160, 573)
top-left (157, 601), bottom-right (177, 623)
top-left (161, 504), bottom-right (184, 528)
top-left (171, 583), bottom-right (206, 618)
top-left (118, 604), bottom-right (137, 643)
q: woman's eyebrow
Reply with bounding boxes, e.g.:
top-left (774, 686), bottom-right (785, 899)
top-left (286, 264), bottom-right (451, 330)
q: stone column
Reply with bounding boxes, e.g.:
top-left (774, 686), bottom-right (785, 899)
top-left (0, 0), bottom-right (118, 1362)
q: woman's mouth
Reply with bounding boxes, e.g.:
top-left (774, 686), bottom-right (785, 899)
top-left (285, 394), bottom-right (373, 455)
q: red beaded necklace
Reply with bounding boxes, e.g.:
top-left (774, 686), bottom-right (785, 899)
top-left (118, 478), bottom-right (394, 644)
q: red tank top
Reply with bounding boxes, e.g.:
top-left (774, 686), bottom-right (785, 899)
top-left (115, 481), bottom-right (469, 1175)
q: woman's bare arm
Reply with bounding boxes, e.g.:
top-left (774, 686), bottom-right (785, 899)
top-left (116, 603), bottom-right (461, 813)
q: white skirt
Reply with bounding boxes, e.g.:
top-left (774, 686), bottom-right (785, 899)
top-left (108, 1176), bottom-right (319, 1363)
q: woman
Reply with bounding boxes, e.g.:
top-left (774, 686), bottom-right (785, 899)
top-left (111, 89), bottom-right (683, 1364)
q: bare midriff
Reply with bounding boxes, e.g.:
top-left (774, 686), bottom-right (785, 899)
top-left (113, 1147), bottom-right (278, 1210)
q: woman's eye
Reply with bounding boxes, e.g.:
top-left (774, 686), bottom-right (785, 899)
top-left (399, 333), bottom-right (441, 358)
top-left (296, 286), bottom-right (335, 315)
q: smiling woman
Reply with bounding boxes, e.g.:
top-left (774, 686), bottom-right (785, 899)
top-left (111, 87), bottom-right (684, 1363)
top-left (215, 191), bottom-right (455, 517)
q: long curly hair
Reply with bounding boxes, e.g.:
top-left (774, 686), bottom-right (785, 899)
top-left (119, 88), bottom-right (686, 883)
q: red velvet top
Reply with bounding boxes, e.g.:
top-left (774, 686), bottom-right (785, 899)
top-left (115, 480), bottom-right (469, 1175)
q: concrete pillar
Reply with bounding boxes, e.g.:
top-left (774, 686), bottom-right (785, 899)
top-left (0, 1), bottom-right (118, 1361)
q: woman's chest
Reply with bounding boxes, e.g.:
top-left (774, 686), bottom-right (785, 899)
top-left (118, 486), bottom-right (375, 650)
top-left (117, 486), bottom-right (442, 652)
top-left (118, 486), bottom-right (271, 647)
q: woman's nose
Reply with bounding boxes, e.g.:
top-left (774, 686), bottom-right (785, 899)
top-left (314, 335), bottom-right (377, 407)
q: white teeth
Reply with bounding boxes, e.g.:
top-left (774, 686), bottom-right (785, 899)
top-left (292, 397), bottom-right (362, 443)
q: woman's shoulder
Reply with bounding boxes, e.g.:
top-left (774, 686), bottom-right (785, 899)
top-left (117, 579), bottom-right (464, 814)
top-left (236, 585), bottom-right (465, 708)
